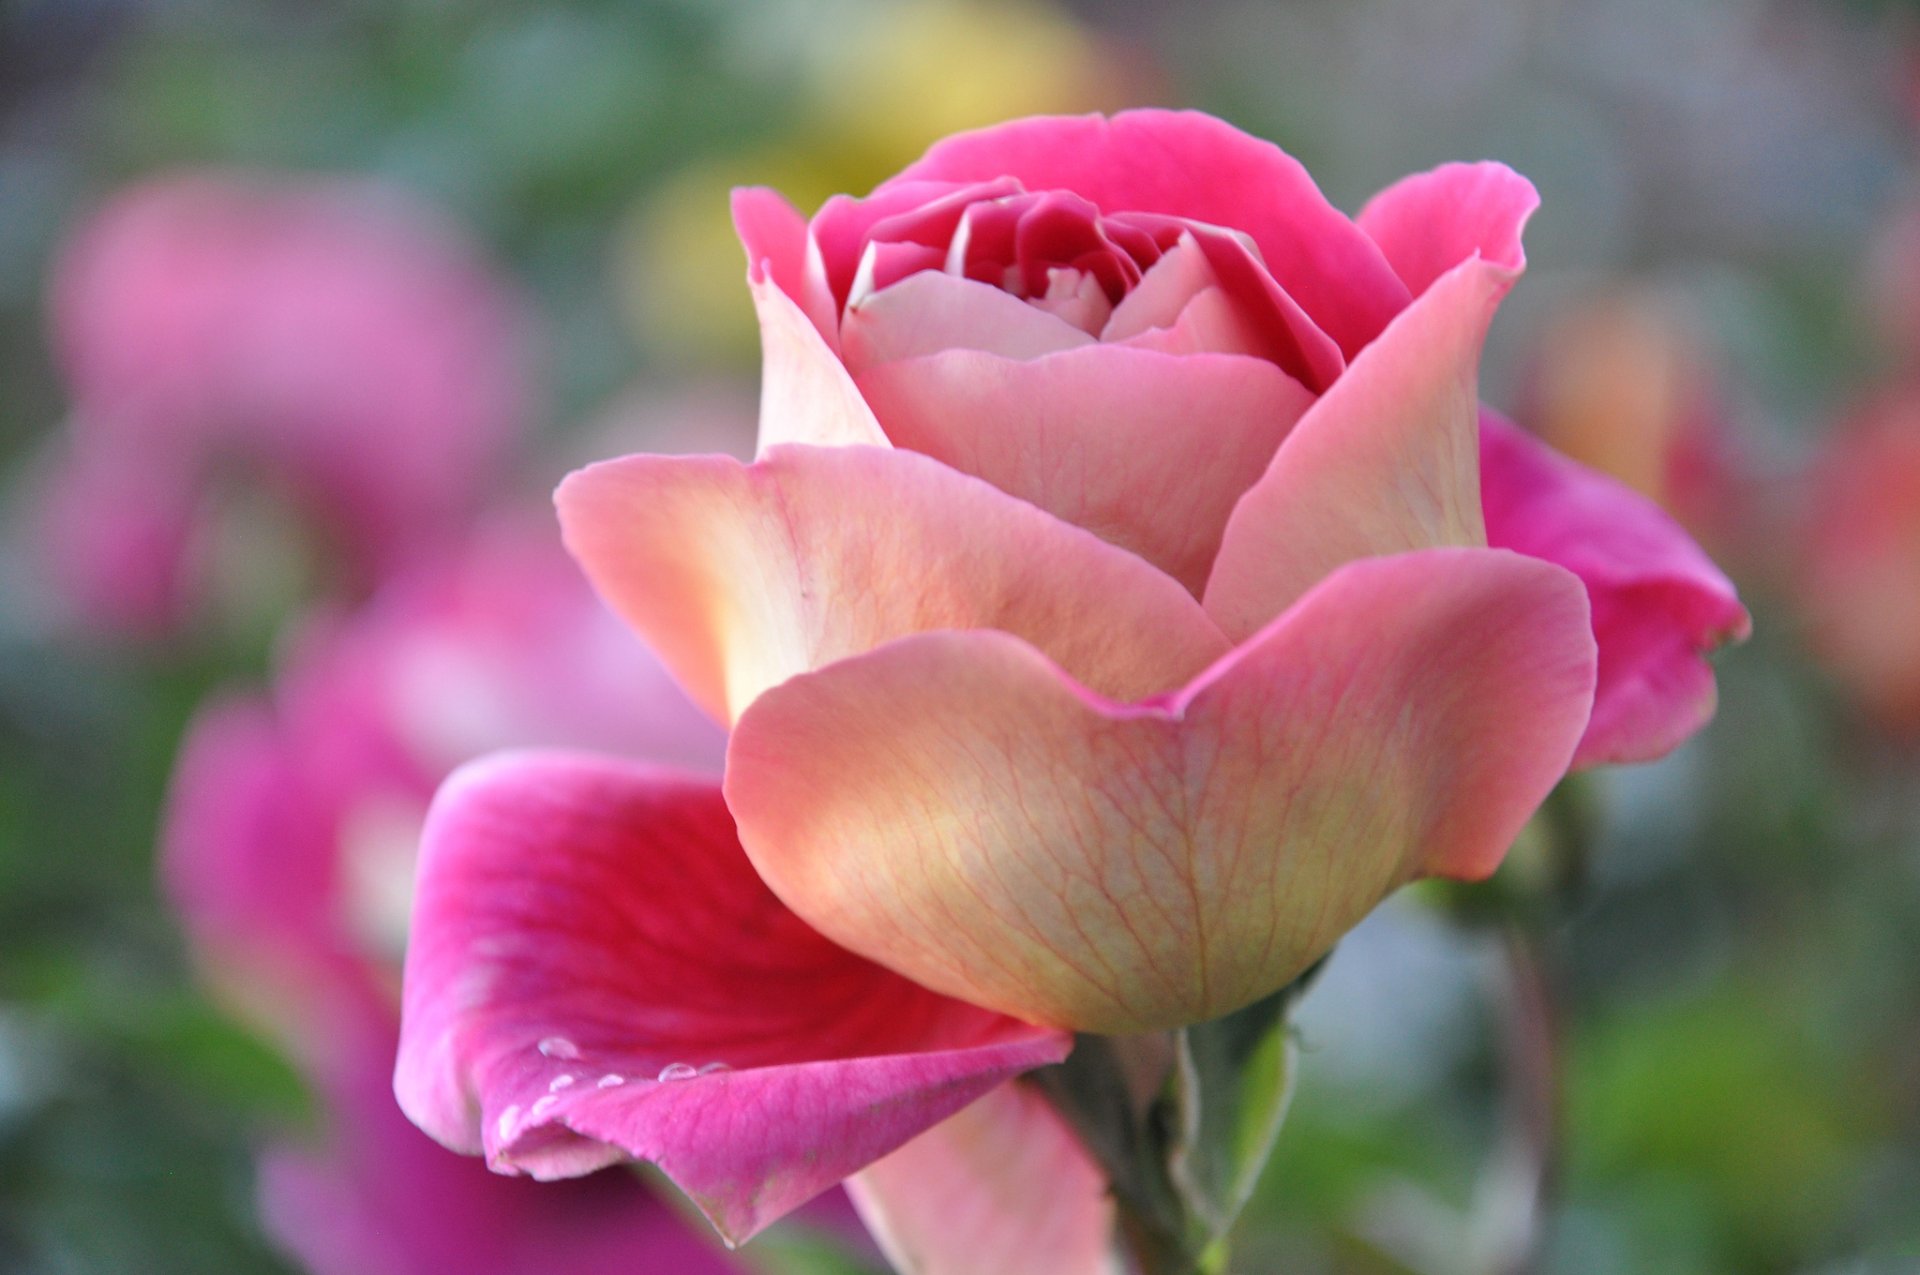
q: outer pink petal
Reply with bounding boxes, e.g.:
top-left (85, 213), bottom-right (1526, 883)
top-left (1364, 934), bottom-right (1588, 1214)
top-left (1480, 412), bottom-right (1750, 767)
top-left (556, 443), bottom-right (1228, 722)
top-left (746, 273), bottom-right (888, 450)
top-left (841, 269), bottom-right (1095, 374)
top-left (731, 186), bottom-right (840, 353)
top-left (856, 347), bottom-right (1314, 595)
top-left (394, 753), bottom-right (1070, 1245)
top-left (847, 1082), bottom-right (1118, 1275)
top-left (726, 549), bottom-right (1596, 1034)
top-left (264, 1023), bottom-right (745, 1275)
top-left (894, 110), bottom-right (1411, 356)
top-left (1357, 162), bottom-right (1538, 297)
top-left (1204, 253), bottom-right (1522, 639)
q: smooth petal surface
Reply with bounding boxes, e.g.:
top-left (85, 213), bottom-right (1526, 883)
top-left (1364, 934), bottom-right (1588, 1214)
top-left (727, 549), bottom-right (1596, 1033)
top-left (395, 753), bottom-right (1069, 1244)
top-left (1480, 412), bottom-right (1750, 766)
top-left (857, 346), bottom-right (1315, 594)
top-left (1204, 254), bottom-right (1519, 638)
top-left (895, 110), bottom-right (1411, 356)
top-left (1358, 162), bottom-right (1538, 297)
top-left (847, 1082), bottom-right (1119, 1275)
top-left (841, 269), bottom-right (1095, 373)
top-left (747, 275), bottom-right (888, 451)
top-left (557, 443), bottom-right (1228, 722)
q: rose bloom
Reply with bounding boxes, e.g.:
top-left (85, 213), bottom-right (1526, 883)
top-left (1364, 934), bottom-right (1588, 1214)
top-left (35, 172), bottom-right (528, 636)
top-left (1799, 389), bottom-right (1920, 731)
top-left (163, 519), bottom-right (749, 1275)
top-left (397, 111), bottom-right (1747, 1268)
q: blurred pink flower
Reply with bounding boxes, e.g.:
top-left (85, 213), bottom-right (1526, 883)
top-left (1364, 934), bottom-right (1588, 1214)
top-left (1799, 390), bottom-right (1920, 732)
top-left (1516, 287), bottom-right (1755, 565)
top-left (38, 172), bottom-right (531, 636)
top-left (162, 517), bottom-right (744, 1275)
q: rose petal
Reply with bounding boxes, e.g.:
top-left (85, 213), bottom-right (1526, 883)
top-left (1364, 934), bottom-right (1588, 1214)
top-left (1165, 219), bottom-right (1347, 392)
top-left (265, 1024), bottom-right (744, 1275)
top-left (856, 347), bottom-right (1314, 596)
top-left (746, 273), bottom-right (888, 451)
top-left (731, 186), bottom-right (839, 350)
top-left (1204, 253), bottom-right (1524, 638)
top-left (809, 179), bottom-right (1024, 313)
top-left (556, 443), bottom-right (1228, 722)
top-left (1101, 234), bottom-right (1219, 343)
top-left (395, 753), bottom-right (1070, 1244)
top-left (842, 270), bottom-right (1095, 375)
top-left (1358, 162), bottom-right (1537, 297)
top-left (726, 548), bottom-right (1596, 1033)
top-left (1480, 411), bottom-right (1750, 766)
top-left (847, 1082), bottom-right (1118, 1275)
top-left (894, 110), bottom-right (1411, 356)
top-left (847, 240), bottom-right (947, 310)
top-left (1117, 286), bottom-right (1269, 360)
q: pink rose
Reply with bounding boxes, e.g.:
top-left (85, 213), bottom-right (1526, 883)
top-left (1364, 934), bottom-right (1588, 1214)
top-left (36, 172), bottom-right (529, 636)
top-left (397, 110), bottom-right (1746, 1262)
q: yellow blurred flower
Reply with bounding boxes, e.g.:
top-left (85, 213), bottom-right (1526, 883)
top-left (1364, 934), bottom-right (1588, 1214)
top-left (619, 0), bottom-right (1148, 365)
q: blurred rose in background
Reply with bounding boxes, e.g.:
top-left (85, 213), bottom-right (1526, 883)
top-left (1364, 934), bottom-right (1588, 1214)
top-left (32, 173), bottom-right (530, 640)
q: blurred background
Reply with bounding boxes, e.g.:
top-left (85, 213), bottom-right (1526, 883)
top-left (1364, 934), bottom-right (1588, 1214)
top-left (1, 0), bottom-right (1917, 1271)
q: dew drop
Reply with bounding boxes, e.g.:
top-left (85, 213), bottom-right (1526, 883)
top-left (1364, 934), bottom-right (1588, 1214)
top-left (531, 1094), bottom-right (559, 1117)
top-left (537, 1036), bottom-right (580, 1060)
top-left (548, 1074), bottom-right (576, 1092)
top-left (496, 1104), bottom-right (521, 1140)
top-left (596, 1073), bottom-right (626, 1089)
top-left (697, 1061), bottom-right (731, 1075)
top-left (656, 1062), bottom-right (700, 1082)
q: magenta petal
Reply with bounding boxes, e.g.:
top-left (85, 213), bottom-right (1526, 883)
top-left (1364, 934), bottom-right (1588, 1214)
top-left (808, 179), bottom-right (1024, 313)
top-left (395, 752), bottom-right (1069, 1244)
top-left (1480, 411), bottom-right (1750, 766)
top-left (894, 110), bottom-right (1411, 356)
top-left (1358, 162), bottom-right (1538, 297)
top-left (264, 1025), bottom-right (744, 1275)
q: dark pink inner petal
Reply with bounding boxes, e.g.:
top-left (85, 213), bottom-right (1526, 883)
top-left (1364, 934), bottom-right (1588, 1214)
top-left (811, 178), bottom-right (1023, 312)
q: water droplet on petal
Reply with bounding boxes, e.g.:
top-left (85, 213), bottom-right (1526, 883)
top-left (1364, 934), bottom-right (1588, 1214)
top-left (496, 1104), bottom-right (521, 1140)
top-left (537, 1036), bottom-right (580, 1060)
top-left (697, 1061), bottom-right (730, 1075)
top-left (596, 1073), bottom-right (626, 1089)
top-left (656, 1062), bottom-right (699, 1082)
top-left (531, 1094), bottom-right (559, 1117)
top-left (549, 1074), bottom-right (576, 1092)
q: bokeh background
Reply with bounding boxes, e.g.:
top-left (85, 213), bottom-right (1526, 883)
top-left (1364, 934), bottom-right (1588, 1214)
top-left (2, 1), bottom-right (1918, 1271)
